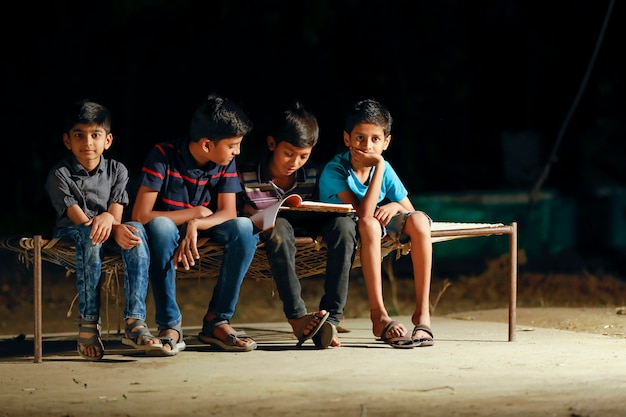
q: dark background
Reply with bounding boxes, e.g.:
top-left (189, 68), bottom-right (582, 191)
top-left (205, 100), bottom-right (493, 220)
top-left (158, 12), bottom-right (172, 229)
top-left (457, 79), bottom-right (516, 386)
top-left (1, 0), bottom-right (623, 240)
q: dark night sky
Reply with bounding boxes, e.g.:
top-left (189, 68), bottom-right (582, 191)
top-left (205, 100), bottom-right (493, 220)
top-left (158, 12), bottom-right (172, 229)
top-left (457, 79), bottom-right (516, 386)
top-left (1, 0), bottom-right (624, 236)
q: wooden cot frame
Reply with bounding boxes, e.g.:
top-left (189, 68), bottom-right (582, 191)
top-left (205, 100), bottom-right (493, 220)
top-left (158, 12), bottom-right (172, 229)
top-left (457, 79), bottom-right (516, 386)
top-left (2, 221), bottom-right (517, 363)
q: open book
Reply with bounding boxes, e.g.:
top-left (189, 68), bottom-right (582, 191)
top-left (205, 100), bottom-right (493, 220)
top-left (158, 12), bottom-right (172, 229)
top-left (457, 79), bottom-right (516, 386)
top-left (249, 194), bottom-right (355, 232)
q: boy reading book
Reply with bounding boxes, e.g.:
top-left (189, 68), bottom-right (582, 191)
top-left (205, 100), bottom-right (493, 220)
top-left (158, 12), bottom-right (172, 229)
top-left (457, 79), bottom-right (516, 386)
top-left (238, 101), bottom-right (357, 348)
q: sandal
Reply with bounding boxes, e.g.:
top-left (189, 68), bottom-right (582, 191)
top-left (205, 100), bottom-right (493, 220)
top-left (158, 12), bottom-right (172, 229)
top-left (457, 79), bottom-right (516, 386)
top-left (77, 318), bottom-right (104, 361)
top-left (376, 320), bottom-right (414, 349)
top-left (294, 311), bottom-right (329, 347)
top-left (121, 319), bottom-right (164, 352)
top-left (412, 324), bottom-right (435, 347)
top-left (198, 318), bottom-right (257, 352)
top-left (156, 322), bottom-right (186, 356)
top-left (312, 321), bottom-right (336, 349)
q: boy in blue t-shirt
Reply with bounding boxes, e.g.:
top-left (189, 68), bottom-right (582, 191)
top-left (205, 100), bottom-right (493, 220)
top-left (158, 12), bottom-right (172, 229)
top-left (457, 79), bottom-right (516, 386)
top-left (319, 99), bottom-right (434, 349)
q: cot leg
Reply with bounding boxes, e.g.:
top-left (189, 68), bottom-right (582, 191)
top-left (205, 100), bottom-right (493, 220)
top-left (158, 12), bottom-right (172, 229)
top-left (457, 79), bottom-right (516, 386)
top-left (33, 235), bottom-right (43, 363)
top-left (508, 223), bottom-right (518, 342)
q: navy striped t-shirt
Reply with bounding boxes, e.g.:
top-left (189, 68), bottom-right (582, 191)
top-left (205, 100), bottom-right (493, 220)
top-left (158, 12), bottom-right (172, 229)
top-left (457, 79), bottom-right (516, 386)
top-left (139, 137), bottom-right (242, 211)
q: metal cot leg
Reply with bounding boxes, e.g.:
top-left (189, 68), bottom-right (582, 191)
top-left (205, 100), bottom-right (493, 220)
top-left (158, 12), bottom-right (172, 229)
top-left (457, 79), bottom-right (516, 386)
top-left (508, 222), bottom-right (518, 342)
top-left (33, 235), bottom-right (43, 363)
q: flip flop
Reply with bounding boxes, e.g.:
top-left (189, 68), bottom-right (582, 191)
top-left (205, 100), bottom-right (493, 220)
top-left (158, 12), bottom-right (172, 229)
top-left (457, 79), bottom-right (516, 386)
top-left (295, 311), bottom-right (329, 347)
top-left (377, 320), bottom-right (414, 349)
top-left (412, 324), bottom-right (434, 347)
top-left (312, 321), bottom-right (336, 349)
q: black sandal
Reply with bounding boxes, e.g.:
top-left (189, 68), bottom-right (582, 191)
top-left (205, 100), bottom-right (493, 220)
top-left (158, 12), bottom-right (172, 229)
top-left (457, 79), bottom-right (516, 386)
top-left (198, 318), bottom-right (257, 352)
top-left (156, 322), bottom-right (186, 356)
top-left (121, 319), bottom-right (164, 352)
top-left (77, 318), bottom-right (104, 361)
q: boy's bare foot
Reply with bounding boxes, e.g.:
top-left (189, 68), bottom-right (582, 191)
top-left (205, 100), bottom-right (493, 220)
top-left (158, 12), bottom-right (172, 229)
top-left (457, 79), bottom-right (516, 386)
top-left (370, 309), bottom-right (408, 339)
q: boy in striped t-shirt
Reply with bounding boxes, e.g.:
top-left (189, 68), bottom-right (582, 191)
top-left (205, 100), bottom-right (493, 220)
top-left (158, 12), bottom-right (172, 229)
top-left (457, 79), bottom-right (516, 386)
top-left (238, 101), bottom-right (357, 349)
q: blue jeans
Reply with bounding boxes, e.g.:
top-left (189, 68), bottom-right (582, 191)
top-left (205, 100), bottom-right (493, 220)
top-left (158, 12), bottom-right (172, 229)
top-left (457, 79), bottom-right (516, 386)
top-left (263, 216), bottom-right (357, 326)
top-left (145, 216), bottom-right (259, 327)
top-left (54, 222), bottom-right (150, 324)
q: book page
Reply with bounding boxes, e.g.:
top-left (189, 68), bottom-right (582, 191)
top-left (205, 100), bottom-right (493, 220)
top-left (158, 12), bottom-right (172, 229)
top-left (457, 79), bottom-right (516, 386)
top-left (249, 194), bottom-right (303, 232)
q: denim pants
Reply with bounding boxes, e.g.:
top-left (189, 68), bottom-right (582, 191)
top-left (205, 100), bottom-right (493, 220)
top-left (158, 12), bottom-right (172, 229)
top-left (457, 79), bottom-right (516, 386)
top-left (263, 216), bottom-right (357, 326)
top-left (145, 216), bottom-right (259, 327)
top-left (54, 222), bottom-right (150, 324)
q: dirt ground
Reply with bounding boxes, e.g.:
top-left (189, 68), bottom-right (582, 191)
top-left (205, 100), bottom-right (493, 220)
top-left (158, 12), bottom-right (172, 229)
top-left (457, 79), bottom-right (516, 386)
top-left (1, 252), bottom-right (626, 339)
top-left (2, 253), bottom-right (626, 417)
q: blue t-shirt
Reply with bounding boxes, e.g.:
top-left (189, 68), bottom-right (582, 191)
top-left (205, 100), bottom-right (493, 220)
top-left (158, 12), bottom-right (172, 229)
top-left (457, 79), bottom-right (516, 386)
top-left (139, 137), bottom-right (241, 212)
top-left (319, 151), bottom-right (407, 205)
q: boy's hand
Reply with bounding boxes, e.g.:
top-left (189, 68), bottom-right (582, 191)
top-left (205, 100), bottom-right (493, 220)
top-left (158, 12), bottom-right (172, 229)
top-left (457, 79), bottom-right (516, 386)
top-left (112, 224), bottom-right (142, 250)
top-left (349, 147), bottom-right (384, 168)
top-left (85, 212), bottom-right (114, 244)
top-left (174, 219), bottom-right (200, 270)
top-left (374, 203), bottom-right (401, 227)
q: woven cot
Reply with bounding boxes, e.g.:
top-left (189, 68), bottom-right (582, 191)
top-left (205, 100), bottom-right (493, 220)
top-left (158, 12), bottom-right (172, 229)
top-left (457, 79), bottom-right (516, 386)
top-left (1, 221), bottom-right (518, 363)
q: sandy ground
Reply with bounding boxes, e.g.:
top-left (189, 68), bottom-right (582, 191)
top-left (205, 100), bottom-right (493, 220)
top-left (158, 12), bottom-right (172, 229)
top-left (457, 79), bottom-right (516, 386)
top-left (2, 253), bottom-right (626, 416)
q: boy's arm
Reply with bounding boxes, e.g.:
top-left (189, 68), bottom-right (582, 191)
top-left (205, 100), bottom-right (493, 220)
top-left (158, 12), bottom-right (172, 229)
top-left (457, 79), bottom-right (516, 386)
top-left (347, 148), bottom-right (385, 219)
top-left (174, 192), bottom-right (238, 270)
top-left (131, 185), bottom-right (213, 225)
top-left (186, 192), bottom-right (237, 231)
top-left (73, 202), bottom-right (122, 245)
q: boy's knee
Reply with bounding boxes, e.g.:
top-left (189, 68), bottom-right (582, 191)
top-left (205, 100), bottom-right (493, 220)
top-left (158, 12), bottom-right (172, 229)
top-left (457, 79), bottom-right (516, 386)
top-left (146, 217), bottom-right (177, 235)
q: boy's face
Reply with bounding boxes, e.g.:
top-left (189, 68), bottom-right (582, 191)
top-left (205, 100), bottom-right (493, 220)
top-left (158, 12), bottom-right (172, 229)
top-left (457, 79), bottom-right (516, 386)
top-left (267, 137), bottom-right (313, 178)
top-left (206, 136), bottom-right (243, 166)
top-left (63, 123), bottom-right (112, 169)
top-left (343, 122), bottom-right (390, 155)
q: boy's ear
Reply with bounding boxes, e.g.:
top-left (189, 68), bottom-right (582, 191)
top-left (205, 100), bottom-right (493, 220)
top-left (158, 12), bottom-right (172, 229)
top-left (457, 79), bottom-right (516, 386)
top-left (382, 134), bottom-right (391, 150)
top-left (62, 133), bottom-right (71, 150)
top-left (267, 136), bottom-right (277, 151)
top-left (104, 133), bottom-right (114, 150)
top-left (343, 131), bottom-right (351, 147)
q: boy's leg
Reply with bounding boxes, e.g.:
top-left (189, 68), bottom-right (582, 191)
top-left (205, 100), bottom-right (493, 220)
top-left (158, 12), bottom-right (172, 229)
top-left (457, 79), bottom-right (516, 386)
top-left (199, 217), bottom-right (259, 350)
top-left (120, 222), bottom-right (161, 350)
top-left (264, 218), bottom-right (328, 344)
top-left (144, 217), bottom-right (183, 331)
top-left (403, 212), bottom-right (434, 345)
top-left (55, 225), bottom-right (103, 359)
top-left (320, 216), bottom-right (357, 346)
top-left (358, 217), bottom-right (410, 345)
top-left (121, 222), bottom-right (150, 321)
top-left (264, 218), bottom-right (307, 319)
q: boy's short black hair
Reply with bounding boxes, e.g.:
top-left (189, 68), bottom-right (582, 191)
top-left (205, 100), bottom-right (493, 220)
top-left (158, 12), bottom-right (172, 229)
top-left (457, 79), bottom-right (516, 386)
top-left (271, 101), bottom-right (319, 148)
top-left (63, 99), bottom-right (112, 134)
top-left (189, 93), bottom-right (253, 142)
top-left (344, 99), bottom-right (392, 137)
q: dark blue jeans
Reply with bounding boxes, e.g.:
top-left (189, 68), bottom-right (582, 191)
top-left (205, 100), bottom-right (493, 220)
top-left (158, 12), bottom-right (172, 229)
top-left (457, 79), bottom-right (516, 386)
top-left (263, 216), bottom-right (357, 326)
top-left (145, 216), bottom-right (259, 328)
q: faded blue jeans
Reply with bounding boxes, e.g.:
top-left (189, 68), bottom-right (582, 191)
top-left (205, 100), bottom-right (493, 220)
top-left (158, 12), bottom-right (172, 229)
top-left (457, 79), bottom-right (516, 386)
top-left (144, 216), bottom-right (259, 328)
top-left (263, 216), bottom-right (357, 326)
top-left (54, 222), bottom-right (150, 324)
